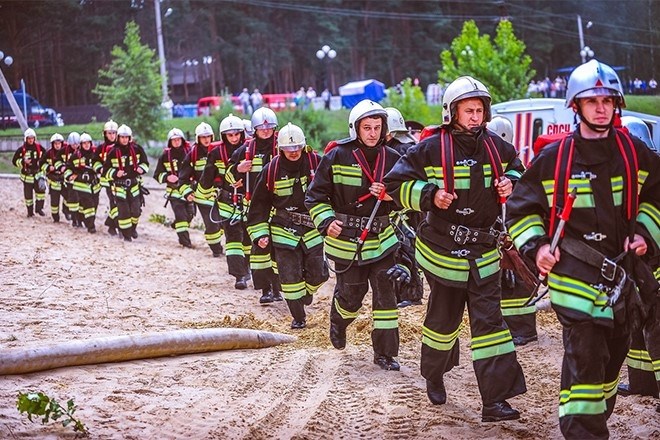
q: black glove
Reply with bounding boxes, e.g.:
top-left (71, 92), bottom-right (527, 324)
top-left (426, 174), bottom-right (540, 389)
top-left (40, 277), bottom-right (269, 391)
top-left (387, 264), bottom-right (411, 285)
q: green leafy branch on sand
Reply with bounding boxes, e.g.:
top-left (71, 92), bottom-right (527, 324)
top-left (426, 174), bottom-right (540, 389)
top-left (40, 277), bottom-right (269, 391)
top-left (17, 392), bottom-right (88, 436)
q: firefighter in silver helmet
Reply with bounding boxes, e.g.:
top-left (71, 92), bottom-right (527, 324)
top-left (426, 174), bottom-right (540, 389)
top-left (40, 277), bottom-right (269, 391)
top-left (385, 76), bottom-right (527, 421)
top-left (96, 120), bottom-right (120, 235)
top-left (506, 59), bottom-right (660, 438)
top-left (306, 99), bottom-right (403, 371)
top-left (42, 133), bottom-right (66, 222)
top-left (12, 128), bottom-right (46, 217)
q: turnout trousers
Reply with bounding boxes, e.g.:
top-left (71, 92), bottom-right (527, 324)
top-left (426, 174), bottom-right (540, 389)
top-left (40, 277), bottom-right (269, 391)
top-left (331, 254), bottom-right (399, 358)
top-left (500, 270), bottom-right (538, 340)
top-left (421, 274), bottom-right (527, 405)
top-left (221, 219), bottom-right (250, 279)
top-left (250, 240), bottom-right (280, 293)
top-left (48, 180), bottom-right (63, 219)
top-left (104, 186), bottom-right (118, 230)
top-left (625, 302), bottom-right (660, 397)
top-left (22, 179), bottom-right (45, 211)
top-left (75, 189), bottom-right (98, 230)
top-left (196, 203), bottom-right (224, 255)
top-left (275, 245), bottom-right (328, 322)
top-left (170, 198), bottom-right (192, 247)
top-left (558, 320), bottom-right (630, 439)
top-left (116, 192), bottom-right (141, 238)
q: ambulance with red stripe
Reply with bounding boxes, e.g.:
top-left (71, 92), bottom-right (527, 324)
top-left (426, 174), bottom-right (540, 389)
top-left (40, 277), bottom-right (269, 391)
top-left (491, 97), bottom-right (659, 166)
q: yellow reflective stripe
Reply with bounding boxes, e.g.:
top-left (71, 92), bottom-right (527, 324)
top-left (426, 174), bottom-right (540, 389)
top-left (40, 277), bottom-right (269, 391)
top-left (399, 180), bottom-right (426, 211)
top-left (509, 214), bottom-right (546, 249)
top-left (422, 325), bottom-right (461, 351)
top-left (549, 273), bottom-right (613, 320)
top-left (310, 203), bottom-right (334, 227)
top-left (373, 309), bottom-right (398, 329)
top-left (282, 281), bottom-right (306, 300)
top-left (334, 297), bottom-right (359, 319)
top-left (305, 280), bottom-right (324, 294)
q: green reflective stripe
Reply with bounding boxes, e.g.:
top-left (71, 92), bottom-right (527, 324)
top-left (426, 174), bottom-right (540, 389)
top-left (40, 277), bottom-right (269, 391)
top-left (560, 384), bottom-right (604, 403)
top-left (118, 218), bottom-right (132, 228)
top-left (416, 239), bottom-right (470, 283)
top-left (505, 169), bottom-right (523, 180)
top-left (603, 377), bottom-right (619, 399)
top-left (247, 222), bottom-right (271, 241)
top-left (274, 178), bottom-right (295, 196)
top-left (335, 297), bottom-right (359, 319)
top-left (558, 400), bottom-right (607, 418)
top-left (173, 221), bottom-right (189, 233)
top-left (611, 175), bottom-right (623, 207)
top-left (332, 164), bottom-right (362, 186)
top-left (548, 273), bottom-right (613, 320)
top-left (638, 202), bottom-right (660, 248)
top-left (310, 203), bottom-right (334, 227)
top-left (373, 309), bottom-right (398, 329)
top-left (483, 164), bottom-right (493, 188)
top-left (72, 182), bottom-right (94, 193)
top-left (302, 229), bottom-right (323, 250)
top-left (204, 229), bottom-right (223, 244)
top-left (471, 340), bottom-right (515, 361)
top-left (422, 325), bottom-right (461, 351)
top-left (454, 166), bottom-right (470, 190)
top-left (399, 180), bottom-right (426, 211)
top-left (225, 242), bottom-right (245, 257)
top-left (282, 281), bottom-right (306, 300)
top-left (325, 236), bottom-right (358, 261)
top-left (476, 249), bottom-right (501, 279)
top-left (250, 253), bottom-right (272, 270)
top-left (194, 195), bottom-right (215, 206)
top-left (195, 185), bottom-right (215, 198)
top-left (509, 214), bottom-right (546, 249)
top-left (471, 329), bottom-right (515, 361)
top-left (626, 349), bottom-right (654, 372)
top-left (423, 166), bottom-right (444, 188)
top-left (501, 298), bottom-right (536, 316)
top-left (271, 225), bottom-right (300, 248)
top-left (48, 181), bottom-right (62, 191)
top-left (305, 280), bottom-right (324, 294)
top-left (360, 227), bottom-right (398, 260)
top-left (81, 207), bottom-right (95, 217)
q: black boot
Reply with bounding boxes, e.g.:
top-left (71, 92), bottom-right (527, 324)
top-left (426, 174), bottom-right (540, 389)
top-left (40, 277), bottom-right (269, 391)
top-left (27, 206), bottom-right (34, 218)
top-left (512, 334), bottom-right (538, 346)
top-left (63, 207), bottom-right (71, 221)
top-left (131, 225), bottom-right (138, 239)
top-left (617, 383), bottom-right (632, 397)
top-left (302, 294), bottom-right (313, 306)
top-left (482, 401), bottom-right (520, 422)
top-left (291, 319), bottom-right (306, 329)
top-left (52, 213), bottom-right (60, 223)
top-left (234, 275), bottom-right (249, 290)
top-left (329, 321), bottom-right (346, 350)
top-left (426, 379), bottom-right (447, 405)
top-left (272, 287), bottom-right (283, 301)
top-left (259, 288), bottom-right (274, 304)
top-left (373, 355), bottom-right (400, 371)
top-left (178, 232), bottom-right (193, 248)
top-left (35, 200), bottom-right (45, 216)
top-left (108, 225), bottom-right (117, 236)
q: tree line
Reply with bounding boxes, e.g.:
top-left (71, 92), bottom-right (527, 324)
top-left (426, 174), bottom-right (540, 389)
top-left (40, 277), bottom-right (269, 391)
top-left (0, 0), bottom-right (657, 109)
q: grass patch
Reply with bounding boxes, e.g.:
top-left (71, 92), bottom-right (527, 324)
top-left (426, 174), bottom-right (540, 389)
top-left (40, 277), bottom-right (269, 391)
top-left (0, 152), bottom-right (17, 173)
top-left (625, 96), bottom-right (660, 116)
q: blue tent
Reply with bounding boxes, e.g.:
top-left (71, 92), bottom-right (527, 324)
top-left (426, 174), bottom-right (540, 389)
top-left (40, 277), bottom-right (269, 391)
top-left (338, 79), bottom-right (386, 108)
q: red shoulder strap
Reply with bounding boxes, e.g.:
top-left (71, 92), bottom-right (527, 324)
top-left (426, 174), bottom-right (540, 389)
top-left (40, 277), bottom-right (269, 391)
top-left (267, 155), bottom-right (280, 192)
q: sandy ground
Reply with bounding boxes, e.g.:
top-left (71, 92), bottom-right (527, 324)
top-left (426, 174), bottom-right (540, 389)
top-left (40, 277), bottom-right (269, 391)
top-left (0, 175), bottom-right (658, 440)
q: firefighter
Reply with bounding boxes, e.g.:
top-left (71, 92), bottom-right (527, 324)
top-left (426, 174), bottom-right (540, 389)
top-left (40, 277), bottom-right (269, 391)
top-left (154, 128), bottom-right (193, 248)
top-left (13, 128), bottom-right (46, 217)
top-left (384, 77), bottom-right (527, 420)
top-left (506, 60), bottom-right (660, 438)
top-left (230, 107), bottom-right (281, 303)
top-left (616, 116), bottom-right (659, 407)
top-left (248, 123), bottom-right (327, 327)
top-left (486, 115), bottom-right (538, 346)
top-left (385, 107), bottom-right (417, 155)
top-left (197, 114), bottom-right (251, 289)
top-left (305, 99), bottom-right (402, 371)
top-left (42, 133), bottom-right (67, 222)
top-left (103, 124), bottom-right (149, 242)
top-left (65, 132), bottom-right (82, 226)
top-left (65, 133), bottom-right (102, 233)
top-left (96, 120), bottom-right (119, 235)
top-left (179, 122), bottom-right (224, 256)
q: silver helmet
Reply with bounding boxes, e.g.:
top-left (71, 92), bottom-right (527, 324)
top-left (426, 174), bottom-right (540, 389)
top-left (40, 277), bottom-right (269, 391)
top-left (621, 116), bottom-right (655, 151)
top-left (277, 122), bottom-right (306, 151)
top-left (219, 113), bottom-right (245, 134)
top-left (103, 120), bottom-right (119, 132)
top-left (487, 116), bottom-right (514, 143)
top-left (251, 107), bottom-right (278, 130)
top-left (565, 59), bottom-right (625, 108)
top-left (67, 131), bottom-right (81, 145)
top-left (348, 99), bottom-right (387, 142)
top-left (194, 122), bottom-right (214, 139)
top-left (50, 133), bottom-right (64, 144)
top-left (167, 128), bottom-right (185, 142)
top-left (80, 133), bottom-right (93, 144)
top-left (442, 76), bottom-right (491, 125)
top-left (117, 124), bottom-right (132, 137)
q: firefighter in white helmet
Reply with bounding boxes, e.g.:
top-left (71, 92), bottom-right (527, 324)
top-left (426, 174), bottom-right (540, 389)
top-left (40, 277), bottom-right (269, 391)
top-left (64, 132), bottom-right (82, 225)
top-left (247, 123), bottom-right (327, 326)
top-left (64, 133), bottom-right (102, 233)
top-left (12, 128), bottom-right (46, 217)
top-left (154, 128), bottom-right (194, 248)
top-left (102, 124), bottom-right (149, 241)
top-left (42, 133), bottom-right (66, 222)
top-left (486, 116), bottom-right (514, 144)
top-left (196, 114), bottom-right (251, 288)
top-left (306, 99), bottom-right (403, 370)
top-left (385, 76), bottom-right (527, 420)
top-left (384, 107), bottom-right (417, 155)
top-left (178, 122), bottom-right (224, 255)
top-left (230, 107), bottom-right (281, 303)
top-left (507, 59), bottom-right (660, 438)
top-left (96, 120), bottom-right (120, 235)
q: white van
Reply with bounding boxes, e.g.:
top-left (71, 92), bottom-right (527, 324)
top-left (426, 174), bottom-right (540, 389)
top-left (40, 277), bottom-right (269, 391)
top-left (491, 98), bottom-right (659, 164)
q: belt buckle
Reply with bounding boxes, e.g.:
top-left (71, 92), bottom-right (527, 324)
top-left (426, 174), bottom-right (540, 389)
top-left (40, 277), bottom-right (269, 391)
top-left (601, 258), bottom-right (617, 282)
top-left (454, 225), bottom-right (470, 245)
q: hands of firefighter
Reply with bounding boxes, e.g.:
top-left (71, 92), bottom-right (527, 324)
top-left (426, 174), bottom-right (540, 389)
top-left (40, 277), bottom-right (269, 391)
top-left (327, 219), bottom-right (343, 238)
top-left (237, 160), bottom-right (252, 173)
top-left (536, 243), bottom-right (560, 275)
top-left (24, 158), bottom-right (32, 166)
top-left (387, 264), bottom-right (411, 285)
top-left (70, 174), bottom-right (78, 182)
top-left (186, 194), bottom-right (194, 202)
top-left (370, 182), bottom-right (392, 201)
top-left (624, 234), bottom-right (648, 256)
top-left (116, 169), bottom-right (126, 178)
top-left (257, 236), bottom-right (270, 249)
top-left (433, 189), bottom-right (457, 210)
top-left (232, 179), bottom-right (244, 189)
top-left (495, 176), bottom-right (512, 198)
top-left (166, 174), bottom-right (179, 184)
top-left (137, 168), bottom-right (144, 175)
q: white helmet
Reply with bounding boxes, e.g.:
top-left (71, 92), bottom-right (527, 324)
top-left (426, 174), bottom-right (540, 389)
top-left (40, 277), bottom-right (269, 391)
top-left (117, 124), bottom-right (132, 137)
top-left (277, 123), bottom-right (306, 151)
top-left (565, 59), bottom-right (625, 108)
top-left (24, 128), bottom-right (36, 140)
top-left (67, 132), bottom-right (81, 145)
top-left (220, 113), bottom-right (245, 134)
top-left (80, 133), bottom-right (93, 144)
top-left (385, 107), bottom-right (407, 134)
top-left (50, 133), bottom-right (64, 143)
top-left (242, 119), bottom-right (254, 136)
top-left (103, 120), bottom-right (119, 132)
top-left (348, 99), bottom-right (387, 141)
top-left (251, 107), bottom-right (278, 130)
top-left (195, 122), bottom-right (214, 139)
top-left (167, 128), bottom-right (185, 142)
top-left (621, 116), bottom-right (655, 151)
top-left (442, 76), bottom-right (491, 125)
top-left (487, 116), bottom-right (514, 143)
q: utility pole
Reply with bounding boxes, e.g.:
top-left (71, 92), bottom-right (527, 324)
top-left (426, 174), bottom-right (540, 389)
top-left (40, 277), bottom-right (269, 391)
top-left (154, 0), bottom-right (172, 118)
top-left (0, 52), bottom-right (28, 131)
top-left (577, 15), bottom-right (585, 64)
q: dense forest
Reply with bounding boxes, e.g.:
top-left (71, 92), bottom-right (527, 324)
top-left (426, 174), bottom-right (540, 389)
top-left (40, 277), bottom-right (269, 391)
top-left (0, 0), bottom-right (657, 108)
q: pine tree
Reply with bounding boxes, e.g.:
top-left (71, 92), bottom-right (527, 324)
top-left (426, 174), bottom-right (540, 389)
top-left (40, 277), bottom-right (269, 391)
top-left (93, 21), bottom-right (162, 142)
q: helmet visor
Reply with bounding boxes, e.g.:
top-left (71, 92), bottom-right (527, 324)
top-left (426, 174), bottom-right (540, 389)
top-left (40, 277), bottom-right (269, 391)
top-left (255, 123), bottom-right (277, 130)
top-left (279, 144), bottom-right (304, 152)
top-left (574, 87), bottom-right (621, 100)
